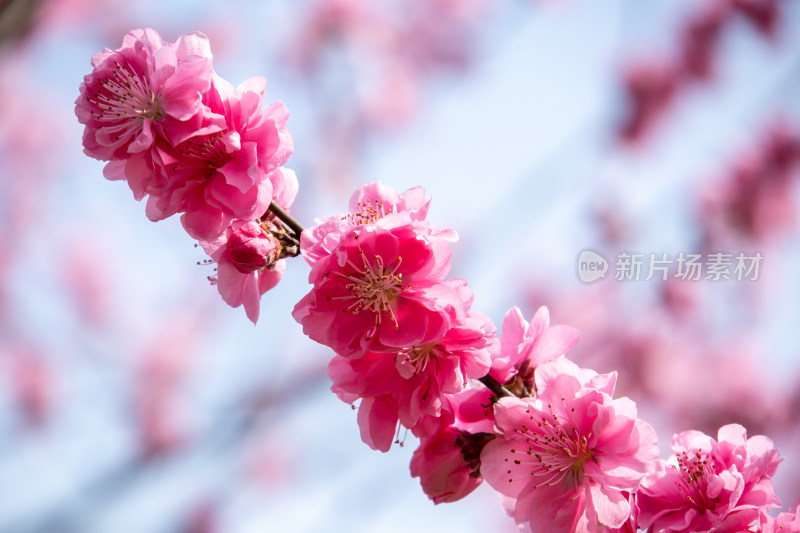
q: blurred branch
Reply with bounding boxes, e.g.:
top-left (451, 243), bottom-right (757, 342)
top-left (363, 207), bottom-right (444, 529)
top-left (4, 363), bottom-right (329, 533)
top-left (0, 0), bottom-right (41, 48)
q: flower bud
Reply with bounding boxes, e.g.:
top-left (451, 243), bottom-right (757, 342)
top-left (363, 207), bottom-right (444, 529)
top-left (410, 427), bottom-right (493, 504)
top-left (226, 221), bottom-right (279, 273)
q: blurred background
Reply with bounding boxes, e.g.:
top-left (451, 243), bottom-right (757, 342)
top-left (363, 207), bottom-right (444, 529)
top-left (1, 0), bottom-right (799, 531)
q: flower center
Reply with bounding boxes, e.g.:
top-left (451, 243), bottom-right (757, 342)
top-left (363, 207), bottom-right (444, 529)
top-left (344, 200), bottom-right (388, 226)
top-left (89, 61), bottom-right (164, 133)
top-left (397, 342), bottom-right (440, 376)
top-left (504, 402), bottom-right (594, 491)
top-left (176, 132), bottom-right (231, 168)
top-left (328, 242), bottom-right (406, 339)
top-left (674, 450), bottom-right (717, 511)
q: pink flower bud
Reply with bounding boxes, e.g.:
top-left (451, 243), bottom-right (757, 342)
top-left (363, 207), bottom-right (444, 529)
top-left (226, 221), bottom-right (279, 273)
top-left (411, 427), bottom-right (491, 504)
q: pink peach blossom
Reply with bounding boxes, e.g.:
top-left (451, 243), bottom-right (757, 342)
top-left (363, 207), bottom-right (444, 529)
top-left (490, 306), bottom-right (580, 395)
top-left (394, 309), bottom-right (497, 394)
top-left (327, 310), bottom-right (497, 450)
top-left (603, 492), bottom-right (639, 533)
top-left (293, 223), bottom-right (464, 358)
top-left (410, 393), bottom-right (495, 504)
top-left (196, 166), bottom-right (297, 323)
top-left (300, 180), bottom-right (437, 266)
top-left (77, 30), bottom-right (295, 243)
top-left (411, 425), bottom-right (487, 503)
top-left (637, 424), bottom-right (783, 533)
top-left (480, 359), bottom-right (658, 533)
top-left (409, 386), bottom-right (501, 504)
top-left (328, 311), bottom-right (497, 444)
top-left (200, 218), bottom-right (286, 324)
top-left (76, 28), bottom-right (220, 162)
top-left (146, 76), bottom-right (294, 240)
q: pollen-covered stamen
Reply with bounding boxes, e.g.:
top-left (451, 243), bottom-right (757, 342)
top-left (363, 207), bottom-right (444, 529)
top-left (344, 200), bottom-right (389, 226)
top-left (502, 404), bottom-right (595, 491)
top-left (202, 264), bottom-right (218, 285)
top-left (194, 245), bottom-right (218, 283)
top-left (398, 343), bottom-right (440, 375)
top-left (88, 61), bottom-right (164, 130)
top-left (178, 133), bottom-right (229, 163)
top-left (329, 247), bottom-right (406, 338)
top-left (170, 132), bottom-right (234, 176)
top-left (673, 450), bottom-right (718, 510)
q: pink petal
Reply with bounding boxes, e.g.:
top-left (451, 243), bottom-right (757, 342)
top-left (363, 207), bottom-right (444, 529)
top-left (220, 143), bottom-right (261, 194)
top-left (718, 423), bottom-right (748, 448)
top-left (257, 260), bottom-right (285, 294)
top-left (499, 306), bottom-right (527, 360)
top-left (528, 306), bottom-right (550, 339)
top-left (127, 118), bottom-right (154, 153)
top-left (529, 325), bottom-right (580, 365)
top-left (240, 271), bottom-right (262, 324)
top-left (174, 31), bottom-right (213, 59)
top-left (589, 483), bottom-right (631, 529)
top-left (103, 160), bottom-right (127, 181)
top-left (160, 57), bottom-right (213, 120)
top-left (479, 437), bottom-right (528, 498)
top-left (357, 396), bottom-right (398, 453)
top-left (216, 260), bottom-right (245, 308)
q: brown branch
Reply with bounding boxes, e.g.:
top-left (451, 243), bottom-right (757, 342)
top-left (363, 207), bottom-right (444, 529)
top-left (266, 200), bottom-right (304, 237)
top-left (478, 374), bottom-right (514, 398)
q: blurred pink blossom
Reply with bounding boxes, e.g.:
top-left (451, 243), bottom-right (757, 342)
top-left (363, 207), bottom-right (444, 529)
top-left (617, 60), bottom-right (679, 145)
top-left (63, 241), bottom-right (113, 327)
top-left (183, 502), bottom-right (216, 533)
top-left (731, 0), bottom-right (782, 38)
top-left (135, 313), bottom-right (208, 459)
top-left (8, 348), bottom-right (52, 427)
top-left (677, 1), bottom-right (730, 81)
top-left (617, 0), bottom-right (788, 145)
top-left (699, 121), bottom-right (800, 246)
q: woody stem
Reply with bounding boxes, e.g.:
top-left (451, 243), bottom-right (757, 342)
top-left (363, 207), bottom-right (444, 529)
top-left (266, 200), bottom-right (305, 237)
top-left (478, 375), bottom-right (514, 398)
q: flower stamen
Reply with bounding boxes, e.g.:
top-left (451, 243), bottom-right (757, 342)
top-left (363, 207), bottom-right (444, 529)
top-left (329, 245), bottom-right (406, 339)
